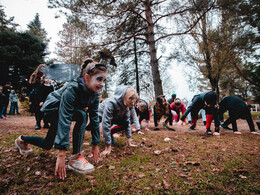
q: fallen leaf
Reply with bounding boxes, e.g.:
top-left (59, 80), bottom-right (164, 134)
top-left (138, 173), bottom-right (146, 178)
top-left (97, 165), bottom-right (104, 169)
top-left (109, 165), bottom-right (115, 170)
top-left (164, 138), bottom-right (171, 142)
top-left (239, 175), bottom-right (247, 179)
top-left (89, 179), bottom-right (98, 186)
top-left (234, 168), bottom-right (248, 174)
top-left (86, 175), bottom-right (94, 180)
top-left (154, 150), bottom-right (161, 155)
top-left (162, 180), bottom-right (170, 189)
top-left (179, 173), bottom-right (187, 178)
top-left (35, 171), bottom-right (41, 176)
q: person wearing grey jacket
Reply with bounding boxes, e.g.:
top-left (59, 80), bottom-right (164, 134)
top-left (99, 85), bottom-right (140, 156)
top-left (15, 58), bottom-right (108, 180)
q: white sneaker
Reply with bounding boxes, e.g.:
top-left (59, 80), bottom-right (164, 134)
top-left (234, 131), bottom-right (242, 135)
top-left (15, 136), bottom-right (33, 155)
top-left (213, 132), bottom-right (220, 136)
top-left (68, 152), bottom-right (94, 174)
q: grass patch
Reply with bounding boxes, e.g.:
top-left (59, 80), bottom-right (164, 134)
top-left (0, 116), bottom-right (260, 194)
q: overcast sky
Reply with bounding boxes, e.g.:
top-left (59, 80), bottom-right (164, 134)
top-left (1, 0), bottom-right (195, 100)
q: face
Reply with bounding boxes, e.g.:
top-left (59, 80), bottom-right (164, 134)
top-left (84, 72), bottom-right (107, 92)
top-left (0, 88), bottom-right (2, 94)
top-left (124, 89), bottom-right (137, 108)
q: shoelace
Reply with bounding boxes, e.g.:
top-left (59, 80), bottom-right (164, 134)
top-left (77, 156), bottom-right (88, 165)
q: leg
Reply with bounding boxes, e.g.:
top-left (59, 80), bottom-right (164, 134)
top-left (22, 111), bottom-right (59, 150)
top-left (72, 110), bottom-right (87, 154)
top-left (187, 112), bottom-right (192, 124)
top-left (175, 109), bottom-right (180, 123)
top-left (0, 106), bottom-right (6, 118)
top-left (16, 102), bottom-right (20, 114)
top-left (201, 109), bottom-right (206, 125)
top-left (242, 108), bottom-right (255, 132)
top-left (9, 103), bottom-right (14, 115)
top-left (34, 106), bottom-right (42, 129)
top-left (190, 108), bottom-right (199, 129)
top-left (153, 106), bottom-right (159, 127)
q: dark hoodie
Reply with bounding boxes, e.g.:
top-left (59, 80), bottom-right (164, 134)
top-left (181, 91), bottom-right (218, 121)
top-left (98, 85), bottom-right (140, 145)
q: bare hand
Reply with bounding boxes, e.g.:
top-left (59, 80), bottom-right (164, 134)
top-left (55, 150), bottom-right (66, 180)
top-left (39, 102), bottom-right (43, 107)
top-left (101, 145), bottom-right (112, 156)
top-left (137, 130), bottom-right (144, 135)
top-left (178, 120), bottom-right (184, 126)
top-left (126, 138), bottom-right (138, 147)
top-left (91, 145), bottom-right (100, 163)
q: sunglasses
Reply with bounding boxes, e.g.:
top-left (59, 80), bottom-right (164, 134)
top-left (87, 63), bottom-right (107, 74)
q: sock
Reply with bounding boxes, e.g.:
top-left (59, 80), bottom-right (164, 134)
top-left (206, 114), bottom-right (213, 130)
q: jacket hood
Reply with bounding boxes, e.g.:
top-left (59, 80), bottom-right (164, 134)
top-left (114, 85), bottom-right (129, 107)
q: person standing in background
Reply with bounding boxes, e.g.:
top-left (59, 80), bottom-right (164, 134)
top-left (9, 90), bottom-right (20, 115)
top-left (0, 85), bottom-right (6, 119)
top-left (167, 93), bottom-right (176, 105)
top-left (2, 81), bottom-right (12, 117)
top-left (28, 64), bottom-right (46, 130)
top-left (37, 78), bottom-right (54, 128)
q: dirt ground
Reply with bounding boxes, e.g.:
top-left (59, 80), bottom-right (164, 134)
top-left (0, 111), bottom-right (259, 135)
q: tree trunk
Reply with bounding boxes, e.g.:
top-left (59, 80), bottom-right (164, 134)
top-left (144, 0), bottom-right (163, 98)
top-left (134, 35), bottom-right (140, 95)
top-left (210, 78), bottom-right (220, 101)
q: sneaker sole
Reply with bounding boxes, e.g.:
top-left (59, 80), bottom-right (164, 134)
top-left (68, 164), bottom-right (95, 174)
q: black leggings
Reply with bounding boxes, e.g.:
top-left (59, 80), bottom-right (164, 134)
top-left (22, 109), bottom-right (87, 154)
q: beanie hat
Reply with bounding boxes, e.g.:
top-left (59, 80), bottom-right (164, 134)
top-left (204, 92), bottom-right (217, 105)
top-left (171, 94), bottom-right (176, 98)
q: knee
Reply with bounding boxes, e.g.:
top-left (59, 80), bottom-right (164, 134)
top-left (42, 144), bottom-right (53, 150)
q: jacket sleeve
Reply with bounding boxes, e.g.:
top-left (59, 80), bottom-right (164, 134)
top-left (125, 110), bottom-right (132, 138)
top-left (101, 102), bottom-right (114, 145)
top-left (54, 86), bottom-right (76, 150)
top-left (130, 108), bottom-right (140, 130)
top-left (88, 95), bottom-right (100, 145)
top-left (181, 97), bottom-right (199, 121)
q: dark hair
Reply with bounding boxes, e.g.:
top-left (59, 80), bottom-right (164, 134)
top-left (29, 64), bottom-right (46, 84)
top-left (204, 91), bottom-right (217, 105)
top-left (80, 58), bottom-right (107, 77)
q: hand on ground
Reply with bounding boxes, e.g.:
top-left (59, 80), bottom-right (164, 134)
top-left (55, 150), bottom-right (66, 180)
top-left (138, 131), bottom-right (144, 135)
top-left (127, 139), bottom-right (138, 147)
